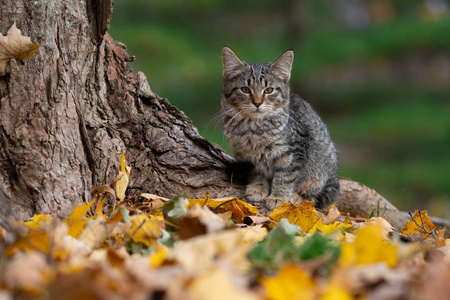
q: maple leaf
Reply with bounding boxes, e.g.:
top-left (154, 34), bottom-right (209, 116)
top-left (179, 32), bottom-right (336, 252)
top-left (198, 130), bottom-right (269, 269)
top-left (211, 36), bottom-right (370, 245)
top-left (64, 200), bottom-right (95, 239)
top-left (269, 201), bottom-right (319, 232)
top-left (401, 210), bottom-right (436, 238)
top-left (25, 214), bottom-right (53, 229)
top-left (262, 264), bottom-right (317, 300)
top-left (0, 22), bottom-right (39, 76)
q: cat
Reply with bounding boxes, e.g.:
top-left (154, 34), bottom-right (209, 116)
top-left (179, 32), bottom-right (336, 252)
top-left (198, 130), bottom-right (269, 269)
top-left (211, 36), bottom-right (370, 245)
top-left (221, 47), bottom-right (340, 214)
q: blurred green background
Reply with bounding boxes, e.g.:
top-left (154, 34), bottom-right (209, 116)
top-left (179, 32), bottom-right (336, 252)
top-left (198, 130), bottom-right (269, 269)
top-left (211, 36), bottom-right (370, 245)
top-left (110, 0), bottom-right (450, 217)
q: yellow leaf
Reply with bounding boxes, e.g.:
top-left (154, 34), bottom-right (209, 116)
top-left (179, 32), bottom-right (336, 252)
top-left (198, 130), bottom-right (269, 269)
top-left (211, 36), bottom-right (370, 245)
top-left (149, 248), bottom-right (168, 268)
top-left (339, 224), bottom-right (397, 268)
top-left (360, 217), bottom-right (392, 239)
top-left (321, 282), bottom-right (353, 300)
top-left (0, 22), bottom-right (40, 76)
top-left (94, 198), bottom-right (105, 218)
top-left (309, 218), bottom-right (352, 235)
top-left (401, 210), bottom-right (435, 238)
top-left (116, 153), bottom-right (131, 201)
top-left (269, 201), bottom-right (319, 232)
top-left (6, 228), bottom-right (50, 255)
top-left (25, 214), bottom-right (53, 229)
top-left (64, 200), bottom-right (95, 239)
top-left (262, 264), bottom-right (317, 300)
top-left (126, 214), bottom-right (162, 247)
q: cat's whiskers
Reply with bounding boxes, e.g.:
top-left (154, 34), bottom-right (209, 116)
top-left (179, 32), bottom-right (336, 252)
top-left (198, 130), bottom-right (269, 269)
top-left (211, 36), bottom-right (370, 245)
top-left (223, 110), bottom-right (244, 128)
top-left (205, 108), bottom-right (235, 132)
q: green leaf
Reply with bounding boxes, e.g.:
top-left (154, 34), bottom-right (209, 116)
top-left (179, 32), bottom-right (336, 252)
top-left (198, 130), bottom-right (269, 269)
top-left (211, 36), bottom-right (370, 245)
top-left (163, 193), bottom-right (187, 220)
top-left (120, 207), bottom-right (131, 224)
top-left (249, 219), bottom-right (340, 273)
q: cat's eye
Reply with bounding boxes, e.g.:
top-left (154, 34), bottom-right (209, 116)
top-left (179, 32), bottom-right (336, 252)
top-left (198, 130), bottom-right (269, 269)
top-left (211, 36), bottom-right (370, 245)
top-left (241, 87), bottom-right (251, 94)
top-left (264, 87), bottom-right (274, 94)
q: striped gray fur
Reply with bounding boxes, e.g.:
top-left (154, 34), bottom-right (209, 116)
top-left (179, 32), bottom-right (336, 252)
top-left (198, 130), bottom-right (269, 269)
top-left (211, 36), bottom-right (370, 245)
top-left (221, 47), bottom-right (339, 213)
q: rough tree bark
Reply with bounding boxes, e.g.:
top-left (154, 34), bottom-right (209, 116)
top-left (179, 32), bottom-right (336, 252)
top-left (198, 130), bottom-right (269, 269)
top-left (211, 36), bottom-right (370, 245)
top-left (0, 0), bottom-right (419, 233)
top-left (0, 0), bottom-right (242, 222)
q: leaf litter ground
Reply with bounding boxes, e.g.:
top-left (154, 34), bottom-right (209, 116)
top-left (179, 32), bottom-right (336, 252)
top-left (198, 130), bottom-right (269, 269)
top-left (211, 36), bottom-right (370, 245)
top-left (1, 154), bottom-right (450, 300)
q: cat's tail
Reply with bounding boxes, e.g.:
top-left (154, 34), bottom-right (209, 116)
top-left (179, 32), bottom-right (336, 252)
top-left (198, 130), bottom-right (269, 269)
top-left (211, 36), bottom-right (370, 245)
top-left (314, 177), bottom-right (340, 209)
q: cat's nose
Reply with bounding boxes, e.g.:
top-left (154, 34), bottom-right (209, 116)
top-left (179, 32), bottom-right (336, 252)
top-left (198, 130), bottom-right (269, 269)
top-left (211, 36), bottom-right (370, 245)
top-left (253, 102), bottom-right (263, 108)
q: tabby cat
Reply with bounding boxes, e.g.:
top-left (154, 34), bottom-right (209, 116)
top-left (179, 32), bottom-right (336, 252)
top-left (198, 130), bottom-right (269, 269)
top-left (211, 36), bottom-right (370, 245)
top-left (221, 47), bottom-right (340, 214)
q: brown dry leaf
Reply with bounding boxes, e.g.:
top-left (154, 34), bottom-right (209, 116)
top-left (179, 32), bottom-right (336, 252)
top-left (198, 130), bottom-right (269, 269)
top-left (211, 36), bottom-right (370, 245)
top-left (188, 196), bottom-right (258, 223)
top-left (3, 252), bottom-right (50, 295)
top-left (269, 201), bottom-right (319, 232)
top-left (91, 185), bottom-right (115, 198)
top-left (435, 228), bottom-right (446, 248)
top-left (322, 205), bottom-right (341, 225)
top-left (171, 228), bottom-right (260, 273)
top-left (139, 193), bottom-right (169, 210)
top-left (0, 22), bottom-right (40, 76)
top-left (178, 203), bottom-right (225, 239)
top-left (78, 216), bottom-right (107, 248)
top-left (401, 210), bottom-right (435, 238)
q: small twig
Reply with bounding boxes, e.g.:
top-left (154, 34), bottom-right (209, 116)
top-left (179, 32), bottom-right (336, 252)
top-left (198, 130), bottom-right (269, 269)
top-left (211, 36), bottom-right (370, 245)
top-left (117, 219), bottom-right (146, 248)
top-left (299, 179), bottom-right (321, 198)
top-left (213, 198), bottom-right (238, 212)
top-left (408, 211), bottom-right (437, 239)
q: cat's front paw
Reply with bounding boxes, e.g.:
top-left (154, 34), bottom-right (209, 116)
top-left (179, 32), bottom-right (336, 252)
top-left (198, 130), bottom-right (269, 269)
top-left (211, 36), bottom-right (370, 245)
top-left (246, 184), bottom-right (268, 203)
top-left (265, 196), bottom-right (289, 212)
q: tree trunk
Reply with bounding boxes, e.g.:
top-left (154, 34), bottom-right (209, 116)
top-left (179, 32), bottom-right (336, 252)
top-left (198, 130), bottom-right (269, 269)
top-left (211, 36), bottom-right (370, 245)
top-left (0, 0), bottom-right (414, 233)
top-left (0, 0), bottom-right (244, 222)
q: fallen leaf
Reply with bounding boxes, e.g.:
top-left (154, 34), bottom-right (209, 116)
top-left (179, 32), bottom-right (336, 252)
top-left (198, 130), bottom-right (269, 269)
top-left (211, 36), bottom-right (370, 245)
top-left (64, 200), bottom-right (95, 239)
top-left (321, 282), bottom-right (353, 300)
top-left (358, 217), bottom-right (393, 239)
top-left (0, 22), bottom-right (40, 76)
top-left (339, 223), bottom-right (397, 268)
top-left (322, 205), bottom-right (341, 225)
top-left (262, 264), bottom-right (317, 300)
top-left (187, 267), bottom-right (259, 300)
top-left (178, 203), bottom-right (225, 239)
top-left (3, 252), bottom-right (50, 295)
top-left (115, 153), bottom-right (131, 202)
top-left (269, 201), bottom-right (319, 232)
top-left (188, 196), bottom-right (258, 223)
top-left (78, 216), bottom-right (107, 248)
top-left (309, 218), bottom-right (352, 235)
top-left (25, 214), bottom-right (53, 229)
top-left (126, 214), bottom-right (162, 247)
top-left (401, 210), bottom-right (435, 238)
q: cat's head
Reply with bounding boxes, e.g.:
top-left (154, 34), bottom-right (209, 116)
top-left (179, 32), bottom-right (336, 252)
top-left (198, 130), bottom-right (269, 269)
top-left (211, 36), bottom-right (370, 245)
top-left (221, 47), bottom-right (293, 118)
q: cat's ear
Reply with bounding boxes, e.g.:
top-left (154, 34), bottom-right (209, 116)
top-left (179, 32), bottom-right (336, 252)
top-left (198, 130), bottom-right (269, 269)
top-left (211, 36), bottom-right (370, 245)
top-left (270, 50), bottom-right (294, 83)
top-left (222, 47), bottom-right (245, 80)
